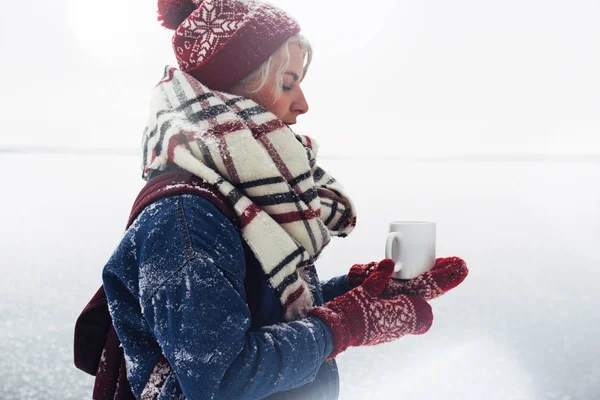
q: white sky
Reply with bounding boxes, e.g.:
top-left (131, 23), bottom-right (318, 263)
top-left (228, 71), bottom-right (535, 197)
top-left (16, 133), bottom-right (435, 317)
top-left (1, 0), bottom-right (599, 156)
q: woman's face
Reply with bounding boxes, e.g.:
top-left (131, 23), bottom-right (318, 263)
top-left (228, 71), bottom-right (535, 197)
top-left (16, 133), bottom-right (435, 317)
top-left (234, 44), bottom-right (310, 125)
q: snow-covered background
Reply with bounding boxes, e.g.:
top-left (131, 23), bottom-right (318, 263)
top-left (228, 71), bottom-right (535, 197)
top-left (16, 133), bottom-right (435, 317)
top-left (1, 0), bottom-right (599, 398)
top-left (1, 152), bottom-right (598, 399)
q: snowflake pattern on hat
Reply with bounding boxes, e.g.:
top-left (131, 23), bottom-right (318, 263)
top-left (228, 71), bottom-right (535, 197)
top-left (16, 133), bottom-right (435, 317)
top-left (165, 0), bottom-right (300, 90)
top-left (176, 0), bottom-right (258, 68)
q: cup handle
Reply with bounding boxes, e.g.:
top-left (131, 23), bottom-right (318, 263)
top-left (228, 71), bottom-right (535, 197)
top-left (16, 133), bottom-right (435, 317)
top-left (385, 232), bottom-right (402, 272)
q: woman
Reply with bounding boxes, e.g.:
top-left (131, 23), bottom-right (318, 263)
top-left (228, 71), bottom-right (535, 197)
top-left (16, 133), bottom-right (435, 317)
top-left (101, 0), bottom-right (468, 398)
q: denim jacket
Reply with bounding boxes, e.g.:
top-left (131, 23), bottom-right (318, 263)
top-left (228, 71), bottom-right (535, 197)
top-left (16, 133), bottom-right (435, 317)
top-left (102, 189), bottom-right (349, 399)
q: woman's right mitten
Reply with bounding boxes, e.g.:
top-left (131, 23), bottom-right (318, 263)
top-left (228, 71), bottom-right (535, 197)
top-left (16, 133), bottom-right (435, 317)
top-left (308, 258), bottom-right (433, 359)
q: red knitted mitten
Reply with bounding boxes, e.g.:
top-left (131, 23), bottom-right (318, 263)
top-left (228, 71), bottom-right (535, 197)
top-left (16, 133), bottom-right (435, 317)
top-left (309, 259), bottom-right (433, 359)
top-left (348, 256), bottom-right (468, 301)
top-left (347, 261), bottom-right (378, 289)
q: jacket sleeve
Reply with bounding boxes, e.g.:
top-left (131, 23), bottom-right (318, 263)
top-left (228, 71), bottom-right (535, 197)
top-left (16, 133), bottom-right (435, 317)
top-left (320, 275), bottom-right (350, 303)
top-left (140, 196), bottom-right (334, 399)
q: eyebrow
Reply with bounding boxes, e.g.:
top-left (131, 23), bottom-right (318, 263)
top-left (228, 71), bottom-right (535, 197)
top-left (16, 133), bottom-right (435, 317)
top-left (285, 72), bottom-right (300, 82)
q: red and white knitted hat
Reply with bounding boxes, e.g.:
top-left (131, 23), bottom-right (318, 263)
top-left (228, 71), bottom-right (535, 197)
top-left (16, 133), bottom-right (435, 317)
top-left (158, 0), bottom-right (301, 90)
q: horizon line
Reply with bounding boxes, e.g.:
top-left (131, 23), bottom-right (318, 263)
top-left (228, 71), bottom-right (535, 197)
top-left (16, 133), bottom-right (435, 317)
top-left (1, 146), bottom-right (600, 162)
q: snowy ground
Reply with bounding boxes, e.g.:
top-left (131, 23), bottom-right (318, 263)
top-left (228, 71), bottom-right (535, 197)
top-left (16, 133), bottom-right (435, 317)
top-left (1, 152), bottom-right (599, 399)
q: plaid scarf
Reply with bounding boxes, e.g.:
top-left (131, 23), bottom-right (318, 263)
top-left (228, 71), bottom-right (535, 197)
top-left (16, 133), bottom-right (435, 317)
top-left (142, 66), bottom-right (357, 320)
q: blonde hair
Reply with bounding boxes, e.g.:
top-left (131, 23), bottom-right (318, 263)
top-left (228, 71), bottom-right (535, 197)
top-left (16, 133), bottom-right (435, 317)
top-left (231, 34), bottom-right (312, 101)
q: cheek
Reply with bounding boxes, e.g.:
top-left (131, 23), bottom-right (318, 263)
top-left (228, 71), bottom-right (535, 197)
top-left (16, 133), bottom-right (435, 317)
top-left (250, 85), bottom-right (289, 119)
top-left (266, 98), bottom-right (289, 118)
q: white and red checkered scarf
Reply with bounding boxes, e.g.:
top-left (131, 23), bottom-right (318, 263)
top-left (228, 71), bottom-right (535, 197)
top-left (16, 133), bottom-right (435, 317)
top-left (142, 66), bottom-right (357, 320)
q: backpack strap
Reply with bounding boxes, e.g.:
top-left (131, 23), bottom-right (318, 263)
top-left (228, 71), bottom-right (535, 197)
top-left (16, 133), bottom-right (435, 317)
top-left (74, 170), bottom-right (237, 399)
top-left (127, 169), bottom-right (238, 230)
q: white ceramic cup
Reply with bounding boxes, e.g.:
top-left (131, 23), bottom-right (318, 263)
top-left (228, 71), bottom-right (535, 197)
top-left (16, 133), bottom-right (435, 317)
top-left (385, 221), bottom-right (436, 280)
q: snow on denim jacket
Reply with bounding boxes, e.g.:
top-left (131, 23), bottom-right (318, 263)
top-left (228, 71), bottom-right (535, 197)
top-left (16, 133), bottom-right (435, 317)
top-left (102, 189), bottom-right (350, 399)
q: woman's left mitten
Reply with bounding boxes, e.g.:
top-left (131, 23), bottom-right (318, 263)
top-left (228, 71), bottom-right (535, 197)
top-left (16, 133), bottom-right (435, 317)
top-left (309, 259), bottom-right (433, 359)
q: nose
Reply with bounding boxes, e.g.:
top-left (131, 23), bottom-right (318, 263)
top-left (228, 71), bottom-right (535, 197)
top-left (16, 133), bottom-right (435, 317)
top-left (293, 88), bottom-right (309, 116)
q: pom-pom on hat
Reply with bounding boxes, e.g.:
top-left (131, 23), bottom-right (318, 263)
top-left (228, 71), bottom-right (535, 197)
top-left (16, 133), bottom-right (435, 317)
top-left (157, 0), bottom-right (301, 91)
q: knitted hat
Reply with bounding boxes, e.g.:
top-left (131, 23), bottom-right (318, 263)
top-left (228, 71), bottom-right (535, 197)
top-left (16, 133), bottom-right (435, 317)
top-left (157, 0), bottom-right (301, 90)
